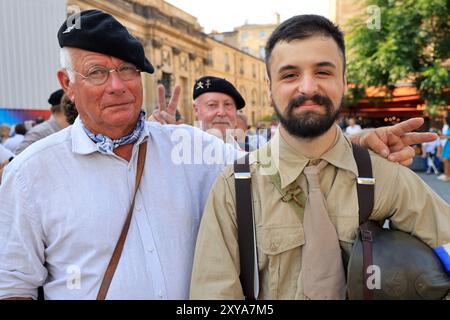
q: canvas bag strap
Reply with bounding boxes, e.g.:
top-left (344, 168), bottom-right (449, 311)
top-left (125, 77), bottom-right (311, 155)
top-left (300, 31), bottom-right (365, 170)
top-left (97, 141), bottom-right (147, 300)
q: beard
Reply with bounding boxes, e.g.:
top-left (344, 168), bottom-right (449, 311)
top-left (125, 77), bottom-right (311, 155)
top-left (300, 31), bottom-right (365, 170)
top-left (273, 93), bottom-right (343, 139)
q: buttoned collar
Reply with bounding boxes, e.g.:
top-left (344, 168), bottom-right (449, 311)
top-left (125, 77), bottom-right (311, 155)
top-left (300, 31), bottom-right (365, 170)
top-left (267, 125), bottom-right (359, 189)
top-left (71, 116), bottom-right (150, 155)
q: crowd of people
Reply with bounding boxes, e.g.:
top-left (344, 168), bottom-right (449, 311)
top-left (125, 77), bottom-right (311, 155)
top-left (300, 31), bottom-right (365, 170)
top-left (420, 114), bottom-right (450, 181)
top-left (0, 10), bottom-right (448, 300)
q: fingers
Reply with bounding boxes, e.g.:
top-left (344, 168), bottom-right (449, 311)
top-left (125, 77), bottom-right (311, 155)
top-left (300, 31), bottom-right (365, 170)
top-left (160, 110), bottom-right (176, 124)
top-left (157, 84), bottom-right (166, 113)
top-left (360, 130), bottom-right (390, 158)
top-left (398, 132), bottom-right (438, 146)
top-left (387, 145), bottom-right (415, 165)
top-left (150, 110), bottom-right (175, 125)
top-left (167, 85), bottom-right (181, 116)
top-left (387, 117), bottom-right (424, 137)
top-left (150, 110), bottom-right (167, 124)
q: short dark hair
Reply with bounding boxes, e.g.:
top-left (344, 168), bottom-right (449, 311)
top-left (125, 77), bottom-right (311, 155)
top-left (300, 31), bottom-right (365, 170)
top-left (14, 123), bottom-right (27, 135)
top-left (265, 14), bottom-right (346, 79)
top-left (61, 95), bottom-right (78, 125)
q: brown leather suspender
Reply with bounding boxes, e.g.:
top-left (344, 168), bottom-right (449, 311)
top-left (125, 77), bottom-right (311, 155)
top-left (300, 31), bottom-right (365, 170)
top-left (351, 144), bottom-right (375, 300)
top-left (96, 141), bottom-right (148, 300)
top-left (234, 154), bottom-right (258, 300)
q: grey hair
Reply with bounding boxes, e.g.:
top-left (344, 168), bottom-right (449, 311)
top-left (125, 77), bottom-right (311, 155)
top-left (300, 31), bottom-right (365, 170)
top-left (60, 47), bottom-right (75, 82)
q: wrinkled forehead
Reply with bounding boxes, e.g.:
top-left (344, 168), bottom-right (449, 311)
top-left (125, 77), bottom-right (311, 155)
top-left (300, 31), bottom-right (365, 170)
top-left (197, 92), bottom-right (236, 104)
top-left (69, 47), bottom-right (126, 69)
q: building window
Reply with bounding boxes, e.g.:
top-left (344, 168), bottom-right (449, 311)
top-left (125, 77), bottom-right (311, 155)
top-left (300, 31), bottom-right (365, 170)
top-left (252, 64), bottom-right (256, 79)
top-left (161, 72), bottom-right (172, 100)
top-left (240, 59), bottom-right (244, 75)
top-left (225, 53), bottom-right (230, 72)
top-left (241, 32), bottom-right (248, 41)
top-left (251, 89), bottom-right (257, 106)
top-left (214, 34), bottom-right (224, 41)
top-left (259, 31), bottom-right (266, 38)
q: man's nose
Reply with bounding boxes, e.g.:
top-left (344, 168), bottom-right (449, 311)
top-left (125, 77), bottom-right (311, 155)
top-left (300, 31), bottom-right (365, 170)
top-left (217, 104), bottom-right (227, 116)
top-left (106, 71), bottom-right (126, 94)
top-left (297, 74), bottom-right (318, 96)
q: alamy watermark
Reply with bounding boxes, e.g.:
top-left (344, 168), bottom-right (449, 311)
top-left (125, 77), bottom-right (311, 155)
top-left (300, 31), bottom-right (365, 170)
top-left (367, 5), bottom-right (381, 31)
top-left (64, 5), bottom-right (82, 33)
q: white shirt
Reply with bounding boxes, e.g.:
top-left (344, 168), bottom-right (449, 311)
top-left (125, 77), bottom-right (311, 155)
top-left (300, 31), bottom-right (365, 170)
top-left (422, 138), bottom-right (441, 154)
top-left (0, 143), bottom-right (13, 162)
top-left (3, 134), bottom-right (24, 153)
top-left (0, 118), bottom-right (237, 299)
top-left (345, 124), bottom-right (362, 135)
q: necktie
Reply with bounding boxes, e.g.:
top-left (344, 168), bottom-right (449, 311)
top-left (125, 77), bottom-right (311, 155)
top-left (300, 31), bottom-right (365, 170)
top-left (301, 160), bottom-right (346, 300)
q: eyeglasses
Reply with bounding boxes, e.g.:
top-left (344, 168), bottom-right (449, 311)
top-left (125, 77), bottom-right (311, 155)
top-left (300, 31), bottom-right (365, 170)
top-left (71, 63), bottom-right (141, 86)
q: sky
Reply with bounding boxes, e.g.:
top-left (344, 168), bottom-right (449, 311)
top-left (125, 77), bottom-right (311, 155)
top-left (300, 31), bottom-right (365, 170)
top-left (165, 0), bottom-right (330, 33)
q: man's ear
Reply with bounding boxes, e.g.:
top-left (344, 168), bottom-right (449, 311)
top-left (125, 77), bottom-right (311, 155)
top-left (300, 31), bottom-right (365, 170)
top-left (193, 102), bottom-right (198, 115)
top-left (57, 69), bottom-right (74, 101)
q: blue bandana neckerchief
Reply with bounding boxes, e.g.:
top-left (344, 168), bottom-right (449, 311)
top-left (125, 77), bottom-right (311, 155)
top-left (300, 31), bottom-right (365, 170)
top-left (81, 109), bottom-right (145, 154)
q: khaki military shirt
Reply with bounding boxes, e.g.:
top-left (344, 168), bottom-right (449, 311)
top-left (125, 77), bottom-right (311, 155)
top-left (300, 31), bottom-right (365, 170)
top-left (190, 126), bottom-right (450, 299)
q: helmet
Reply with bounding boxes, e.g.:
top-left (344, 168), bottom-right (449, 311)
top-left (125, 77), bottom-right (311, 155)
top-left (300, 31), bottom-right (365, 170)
top-left (347, 221), bottom-right (450, 300)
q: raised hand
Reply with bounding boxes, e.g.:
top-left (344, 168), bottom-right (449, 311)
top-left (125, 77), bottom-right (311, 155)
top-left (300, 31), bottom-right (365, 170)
top-left (148, 84), bottom-right (181, 125)
top-left (359, 118), bottom-right (438, 166)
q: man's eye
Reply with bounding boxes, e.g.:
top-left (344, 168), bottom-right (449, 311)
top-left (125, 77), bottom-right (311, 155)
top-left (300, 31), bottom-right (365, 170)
top-left (317, 71), bottom-right (331, 76)
top-left (283, 73), bottom-right (297, 79)
top-left (119, 66), bottom-right (135, 72)
top-left (89, 69), bottom-right (107, 77)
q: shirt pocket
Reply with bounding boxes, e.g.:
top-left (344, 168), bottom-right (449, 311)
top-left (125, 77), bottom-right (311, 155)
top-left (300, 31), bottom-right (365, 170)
top-left (256, 225), bottom-right (305, 299)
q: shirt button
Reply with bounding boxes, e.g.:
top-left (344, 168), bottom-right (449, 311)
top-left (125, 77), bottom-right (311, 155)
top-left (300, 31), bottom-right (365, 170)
top-left (158, 290), bottom-right (164, 297)
top-left (270, 243), bottom-right (279, 251)
top-left (136, 205), bottom-right (142, 212)
top-left (147, 246), bottom-right (154, 253)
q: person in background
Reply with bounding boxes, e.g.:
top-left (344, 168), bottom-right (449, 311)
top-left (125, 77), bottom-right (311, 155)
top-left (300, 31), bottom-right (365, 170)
top-left (235, 112), bottom-right (267, 151)
top-left (438, 113), bottom-right (450, 182)
top-left (15, 89), bottom-right (70, 154)
top-left (3, 123), bottom-right (26, 153)
top-left (0, 125), bottom-right (11, 145)
top-left (60, 94), bottom-right (78, 125)
top-left (345, 117), bottom-right (362, 135)
top-left (422, 128), bottom-right (441, 175)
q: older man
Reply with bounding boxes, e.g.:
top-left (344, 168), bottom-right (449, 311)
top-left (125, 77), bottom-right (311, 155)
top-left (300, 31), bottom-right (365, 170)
top-left (0, 10), bottom-right (235, 300)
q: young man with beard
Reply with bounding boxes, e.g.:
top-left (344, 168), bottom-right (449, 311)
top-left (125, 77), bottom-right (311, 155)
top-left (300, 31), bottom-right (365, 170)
top-left (189, 15), bottom-right (450, 299)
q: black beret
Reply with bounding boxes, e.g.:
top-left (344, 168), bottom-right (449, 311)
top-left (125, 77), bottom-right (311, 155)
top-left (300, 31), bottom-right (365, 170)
top-left (193, 76), bottom-right (245, 110)
top-left (58, 10), bottom-right (154, 74)
top-left (48, 89), bottom-right (64, 106)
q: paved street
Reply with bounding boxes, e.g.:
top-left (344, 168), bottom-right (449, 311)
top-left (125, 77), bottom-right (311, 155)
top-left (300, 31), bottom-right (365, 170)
top-left (416, 172), bottom-right (450, 204)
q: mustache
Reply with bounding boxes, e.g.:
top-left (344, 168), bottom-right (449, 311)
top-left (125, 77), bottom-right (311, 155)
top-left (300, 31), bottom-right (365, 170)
top-left (286, 94), bottom-right (333, 112)
top-left (212, 117), bottom-right (232, 125)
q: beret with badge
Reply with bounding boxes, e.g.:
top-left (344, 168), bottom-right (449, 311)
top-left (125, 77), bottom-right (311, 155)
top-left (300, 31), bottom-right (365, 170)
top-left (193, 76), bottom-right (245, 110)
top-left (57, 9), bottom-right (154, 74)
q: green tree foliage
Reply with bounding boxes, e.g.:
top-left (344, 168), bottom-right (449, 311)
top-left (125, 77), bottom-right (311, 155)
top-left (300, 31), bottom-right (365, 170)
top-left (345, 0), bottom-right (449, 116)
